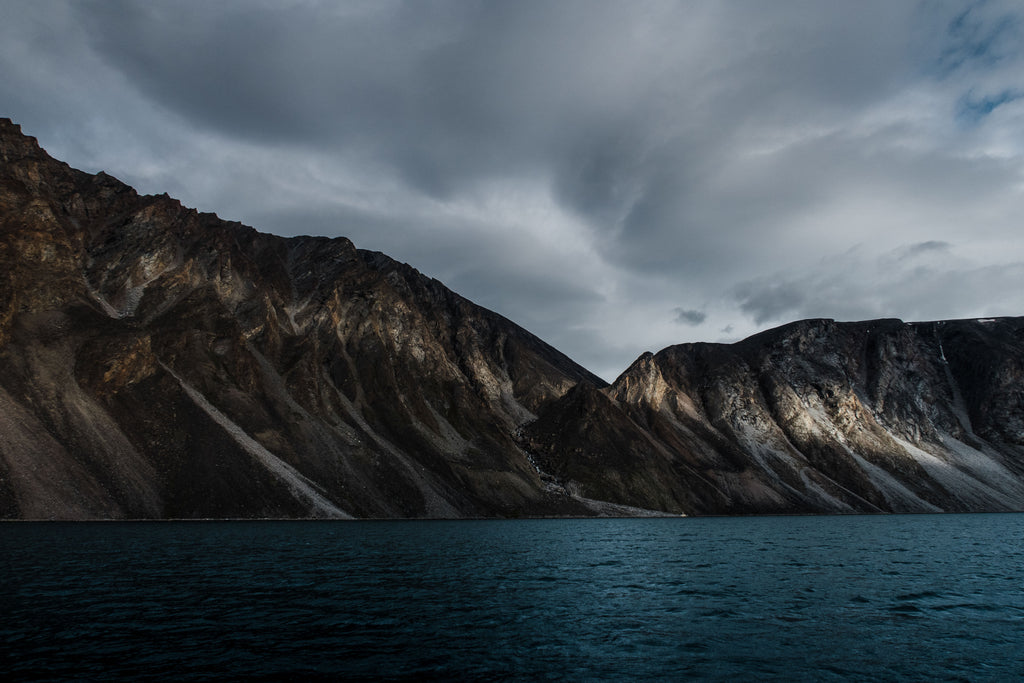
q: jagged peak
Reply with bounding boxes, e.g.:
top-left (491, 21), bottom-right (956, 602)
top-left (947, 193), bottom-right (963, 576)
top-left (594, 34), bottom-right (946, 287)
top-left (0, 117), bottom-right (46, 160)
top-left (0, 117), bottom-right (24, 135)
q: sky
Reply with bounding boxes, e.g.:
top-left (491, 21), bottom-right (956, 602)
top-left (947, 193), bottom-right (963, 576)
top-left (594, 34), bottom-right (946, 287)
top-left (3, 0), bottom-right (1024, 381)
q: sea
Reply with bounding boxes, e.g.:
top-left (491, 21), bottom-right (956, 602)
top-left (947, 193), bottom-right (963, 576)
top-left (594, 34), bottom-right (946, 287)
top-left (2, 514), bottom-right (1024, 681)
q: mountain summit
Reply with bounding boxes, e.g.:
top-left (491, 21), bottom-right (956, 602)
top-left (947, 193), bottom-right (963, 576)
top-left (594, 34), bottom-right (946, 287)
top-left (0, 118), bottom-right (607, 518)
top-left (3, 118), bottom-right (1024, 518)
top-left (525, 317), bottom-right (1024, 513)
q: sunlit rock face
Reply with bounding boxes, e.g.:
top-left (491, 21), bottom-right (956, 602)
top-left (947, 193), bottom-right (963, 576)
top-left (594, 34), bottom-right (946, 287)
top-left (0, 119), bottom-right (605, 519)
top-left (525, 318), bottom-right (1024, 514)
top-left (4, 117), bottom-right (1024, 518)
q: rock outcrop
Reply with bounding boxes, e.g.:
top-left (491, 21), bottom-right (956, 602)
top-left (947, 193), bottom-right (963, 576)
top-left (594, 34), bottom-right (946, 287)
top-left (4, 117), bottom-right (1024, 518)
top-left (524, 317), bottom-right (1024, 514)
top-left (0, 118), bottom-right (606, 519)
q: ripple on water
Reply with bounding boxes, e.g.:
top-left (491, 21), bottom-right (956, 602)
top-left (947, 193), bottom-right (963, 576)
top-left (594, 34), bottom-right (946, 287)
top-left (4, 515), bottom-right (1024, 680)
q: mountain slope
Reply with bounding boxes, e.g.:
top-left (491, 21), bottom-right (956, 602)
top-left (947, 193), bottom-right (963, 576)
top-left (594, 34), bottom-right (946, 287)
top-left (5, 117), bottom-right (1024, 518)
top-left (524, 317), bottom-right (1024, 513)
top-left (0, 118), bottom-right (608, 519)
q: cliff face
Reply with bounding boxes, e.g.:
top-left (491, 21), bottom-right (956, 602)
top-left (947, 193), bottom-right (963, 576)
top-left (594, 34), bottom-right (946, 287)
top-left (4, 118), bottom-right (1024, 518)
top-left (0, 118), bottom-right (606, 519)
top-left (524, 318), bottom-right (1024, 514)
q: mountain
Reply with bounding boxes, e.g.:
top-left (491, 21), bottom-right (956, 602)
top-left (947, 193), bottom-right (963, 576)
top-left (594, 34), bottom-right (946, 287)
top-left (3, 117), bottom-right (1024, 518)
top-left (0, 118), bottom-right (611, 519)
top-left (524, 317), bottom-right (1024, 514)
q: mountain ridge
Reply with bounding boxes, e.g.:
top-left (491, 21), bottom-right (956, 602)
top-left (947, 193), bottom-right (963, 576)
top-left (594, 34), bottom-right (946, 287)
top-left (3, 117), bottom-right (1024, 518)
top-left (0, 117), bottom-right (611, 519)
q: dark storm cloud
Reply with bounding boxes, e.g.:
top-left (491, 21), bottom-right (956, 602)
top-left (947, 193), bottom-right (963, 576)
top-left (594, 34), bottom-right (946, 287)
top-left (67, 0), bottom-right (1014, 221)
top-left (674, 308), bottom-right (707, 326)
top-left (75, 0), bottom-right (668, 200)
top-left (735, 281), bottom-right (809, 326)
top-left (78, 1), bottom-right (419, 141)
top-left (75, 1), bottom-right (921, 217)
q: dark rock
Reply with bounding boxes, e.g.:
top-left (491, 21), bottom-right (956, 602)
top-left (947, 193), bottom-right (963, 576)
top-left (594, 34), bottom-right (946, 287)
top-left (528, 317), bottom-right (1024, 513)
top-left (4, 116), bottom-right (1024, 518)
top-left (0, 118), bottom-right (602, 519)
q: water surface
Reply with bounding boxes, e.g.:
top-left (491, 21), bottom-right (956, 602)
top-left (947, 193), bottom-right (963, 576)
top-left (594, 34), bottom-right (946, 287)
top-left (3, 515), bottom-right (1024, 680)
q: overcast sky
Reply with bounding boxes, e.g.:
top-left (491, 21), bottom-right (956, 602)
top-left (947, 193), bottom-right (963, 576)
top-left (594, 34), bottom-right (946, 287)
top-left (4, 1), bottom-right (1024, 380)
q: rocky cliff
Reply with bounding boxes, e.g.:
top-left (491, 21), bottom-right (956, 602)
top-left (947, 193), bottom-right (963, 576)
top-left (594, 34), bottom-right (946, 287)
top-left (0, 118), bottom-right (609, 519)
top-left (3, 117), bottom-right (1024, 518)
top-left (524, 317), bottom-right (1024, 514)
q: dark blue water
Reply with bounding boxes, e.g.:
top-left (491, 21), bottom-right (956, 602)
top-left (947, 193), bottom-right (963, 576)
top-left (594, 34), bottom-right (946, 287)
top-left (2, 515), bottom-right (1024, 680)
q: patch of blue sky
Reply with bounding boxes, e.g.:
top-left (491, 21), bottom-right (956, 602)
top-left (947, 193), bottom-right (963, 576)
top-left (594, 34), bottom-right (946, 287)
top-left (955, 89), bottom-right (1023, 124)
top-left (933, 4), bottom-right (1020, 77)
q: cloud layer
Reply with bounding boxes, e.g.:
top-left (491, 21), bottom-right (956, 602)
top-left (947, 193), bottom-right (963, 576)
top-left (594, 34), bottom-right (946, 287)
top-left (4, 0), bottom-right (1024, 379)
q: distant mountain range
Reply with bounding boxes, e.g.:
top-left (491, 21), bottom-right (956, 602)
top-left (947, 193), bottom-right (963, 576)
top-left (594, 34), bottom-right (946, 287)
top-left (3, 117), bottom-right (1024, 519)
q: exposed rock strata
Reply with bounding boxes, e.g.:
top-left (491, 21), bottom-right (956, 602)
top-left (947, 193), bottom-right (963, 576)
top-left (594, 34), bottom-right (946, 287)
top-left (3, 118), bottom-right (1024, 518)
top-left (524, 318), bottom-right (1024, 514)
top-left (0, 119), bottom-right (604, 519)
